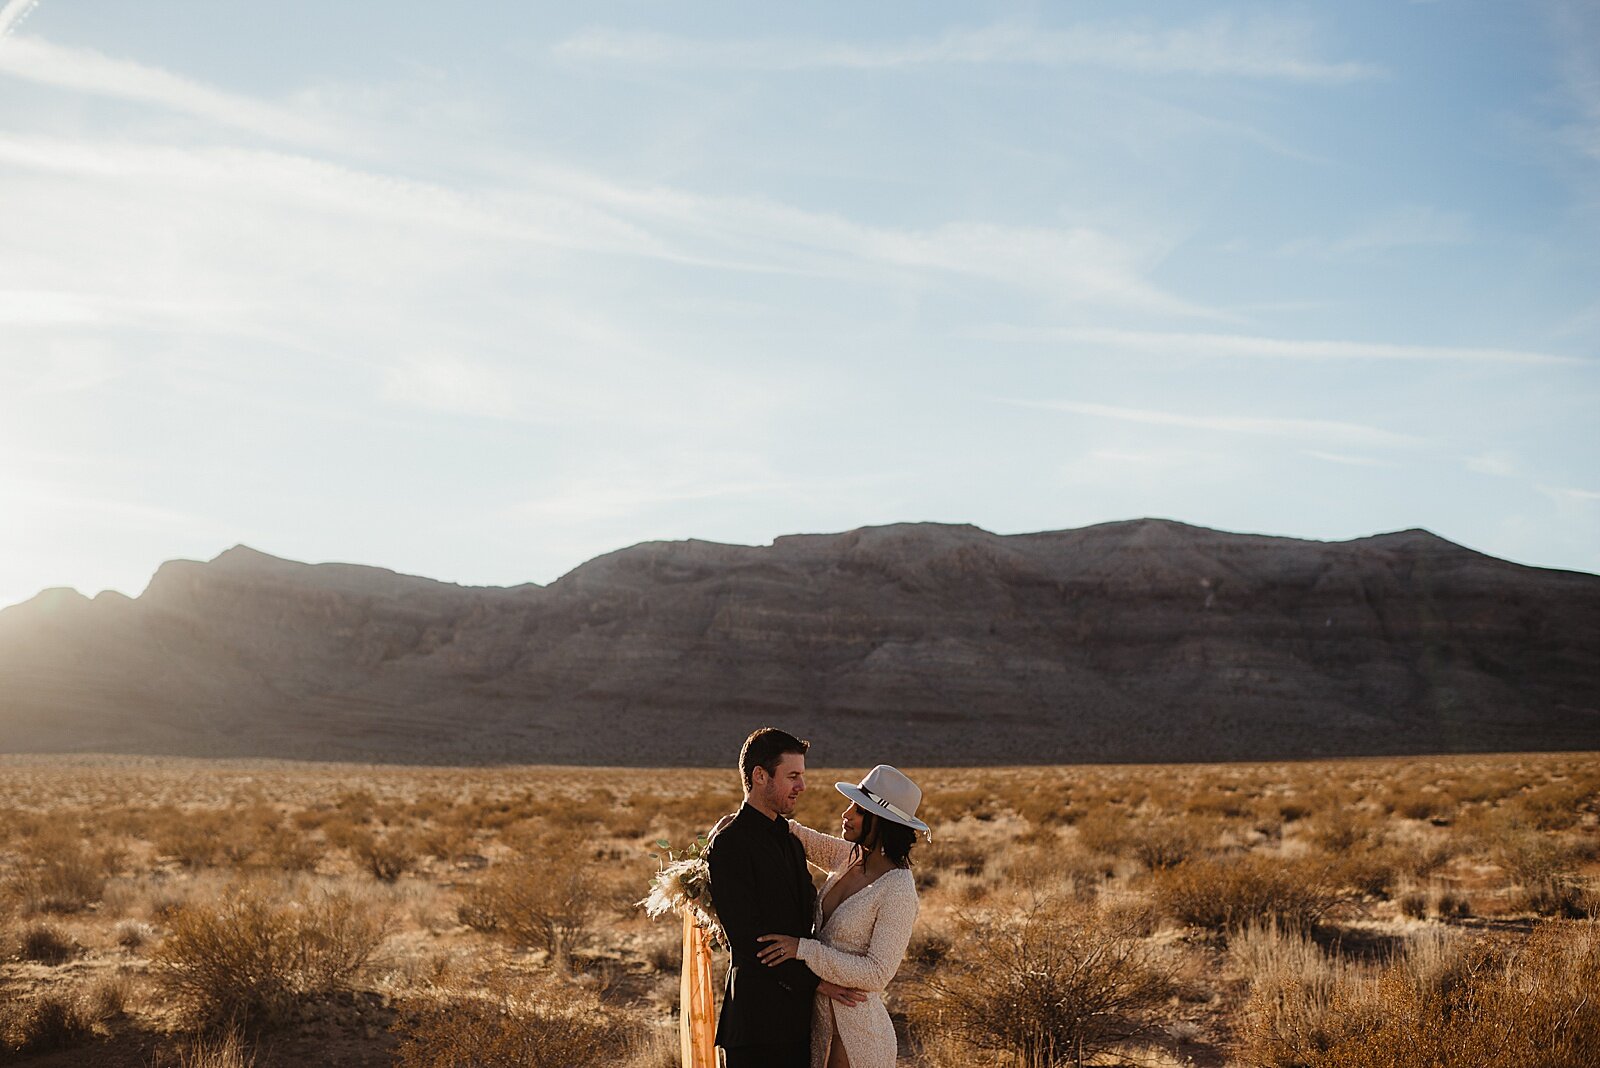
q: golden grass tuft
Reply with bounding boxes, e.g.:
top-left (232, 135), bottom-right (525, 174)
top-left (17, 921), bottom-right (79, 964)
top-left (173, 1028), bottom-right (258, 1068)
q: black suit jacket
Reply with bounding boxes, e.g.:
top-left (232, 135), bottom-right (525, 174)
top-left (707, 802), bottom-right (821, 1048)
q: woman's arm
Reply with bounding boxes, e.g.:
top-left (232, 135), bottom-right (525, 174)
top-left (795, 875), bottom-right (918, 991)
top-left (788, 819), bottom-right (855, 872)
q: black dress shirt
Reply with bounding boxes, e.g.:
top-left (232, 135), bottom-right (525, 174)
top-left (707, 802), bottom-right (821, 1048)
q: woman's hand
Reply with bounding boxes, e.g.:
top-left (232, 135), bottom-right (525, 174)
top-left (757, 933), bottom-right (801, 966)
top-left (708, 812), bottom-right (737, 838)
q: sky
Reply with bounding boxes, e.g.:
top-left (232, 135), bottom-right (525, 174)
top-left (1, 1), bottom-right (1597, 608)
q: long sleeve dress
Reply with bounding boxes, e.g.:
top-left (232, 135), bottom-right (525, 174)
top-left (788, 820), bottom-right (919, 1068)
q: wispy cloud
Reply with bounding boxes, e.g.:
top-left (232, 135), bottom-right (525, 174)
top-left (0, 37), bottom-right (336, 144)
top-left (0, 131), bottom-right (1205, 318)
top-left (1087, 446), bottom-right (1221, 469)
top-left (1013, 399), bottom-right (1422, 448)
top-left (528, 167), bottom-right (1211, 316)
top-left (1539, 484), bottom-right (1600, 503)
top-left (0, 288), bottom-right (238, 330)
top-left (379, 355), bottom-right (527, 421)
top-left (0, 0), bottom-right (39, 39)
top-left (1467, 452), bottom-right (1517, 477)
top-left (556, 16), bottom-right (1381, 83)
top-left (0, 342), bottom-right (122, 394)
top-left (1280, 205), bottom-right (1474, 257)
top-left (1306, 450), bottom-right (1395, 468)
top-left (982, 326), bottom-right (1582, 365)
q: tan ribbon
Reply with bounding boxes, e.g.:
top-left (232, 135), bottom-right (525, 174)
top-left (681, 911), bottom-right (717, 1067)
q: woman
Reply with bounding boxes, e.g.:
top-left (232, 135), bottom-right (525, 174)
top-left (757, 765), bottom-right (927, 1068)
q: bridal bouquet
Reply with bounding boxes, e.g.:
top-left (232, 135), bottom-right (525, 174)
top-left (640, 835), bottom-right (725, 950)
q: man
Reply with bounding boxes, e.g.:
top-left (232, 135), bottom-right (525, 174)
top-left (707, 727), bottom-right (866, 1068)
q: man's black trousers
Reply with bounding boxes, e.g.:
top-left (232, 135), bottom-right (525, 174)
top-left (721, 1040), bottom-right (810, 1068)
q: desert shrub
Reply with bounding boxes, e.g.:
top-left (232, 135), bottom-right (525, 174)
top-left (333, 789), bottom-right (380, 823)
top-left (1398, 891), bottom-right (1428, 920)
top-left (459, 846), bottom-right (598, 962)
top-left (1278, 802), bottom-right (1312, 823)
top-left (1335, 845), bottom-right (1405, 899)
top-left (150, 882), bottom-right (389, 1028)
top-left (79, 972), bottom-right (129, 1023)
top-left (1489, 825), bottom-right (1580, 885)
top-left (1389, 787), bottom-right (1454, 822)
top-left (923, 836), bottom-right (989, 878)
top-left (1234, 920), bottom-right (1374, 1066)
top-left (1310, 809), bottom-right (1379, 853)
top-left (1515, 876), bottom-right (1592, 919)
top-left (6, 833), bottom-right (107, 913)
top-left (920, 785), bottom-right (999, 824)
top-left (17, 922), bottom-right (79, 964)
top-left (1395, 925), bottom-right (1473, 997)
top-left (1186, 787), bottom-right (1252, 819)
top-left (1015, 788), bottom-right (1078, 828)
top-left (346, 829), bottom-right (414, 882)
top-left (1131, 816), bottom-right (1212, 871)
top-left (1515, 781), bottom-right (1588, 830)
top-left (907, 899), bottom-right (1168, 1068)
top-left (1449, 770), bottom-right (1522, 805)
top-left (1072, 809), bottom-right (1136, 858)
top-left (254, 826), bottom-right (321, 872)
top-left (393, 975), bottom-right (635, 1068)
top-left (154, 810), bottom-right (237, 868)
top-left (542, 790), bottom-right (618, 832)
top-left (414, 823), bottom-right (472, 863)
top-left (1434, 889), bottom-right (1472, 919)
top-left (1486, 827), bottom-right (1590, 915)
top-left (999, 844), bottom-right (1107, 900)
top-left (1401, 838), bottom-right (1457, 879)
top-left (318, 816), bottom-right (371, 854)
top-left (114, 919), bottom-right (156, 950)
top-left (174, 1028), bottom-right (257, 1068)
top-left (904, 926), bottom-right (953, 970)
top-left (1253, 921), bottom-right (1600, 1068)
top-left (0, 989), bottom-right (97, 1054)
top-left (1151, 853), bottom-right (1340, 933)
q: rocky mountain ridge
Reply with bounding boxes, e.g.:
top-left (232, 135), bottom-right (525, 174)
top-left (2, 519), bottom-right (1596, 764)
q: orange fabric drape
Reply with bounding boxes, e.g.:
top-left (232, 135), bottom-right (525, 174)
top-left (681, 912), bottom-right (718, 1067)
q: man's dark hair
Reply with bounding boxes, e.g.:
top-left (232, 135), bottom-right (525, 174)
top-left (740, 727), bottom-right (810, 790)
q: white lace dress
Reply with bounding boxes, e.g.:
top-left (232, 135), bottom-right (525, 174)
top-left (789, 820), bottom-right (919, 1068)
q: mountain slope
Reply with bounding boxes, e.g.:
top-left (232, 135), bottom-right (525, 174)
top-left (1, 520), bottom-right (1596, 764)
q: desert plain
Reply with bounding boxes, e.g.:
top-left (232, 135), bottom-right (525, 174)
top-left (0, 751), bottom-right (1597, 1067)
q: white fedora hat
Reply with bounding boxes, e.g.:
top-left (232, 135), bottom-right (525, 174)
top-left (836, 765), bottom-right (928, 833)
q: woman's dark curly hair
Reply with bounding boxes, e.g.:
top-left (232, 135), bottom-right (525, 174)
top-left (854, 809), bottom-right (916, 868)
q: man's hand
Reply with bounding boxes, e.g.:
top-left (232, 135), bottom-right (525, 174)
top-left (817, 980), bottom-right (868, 1007)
